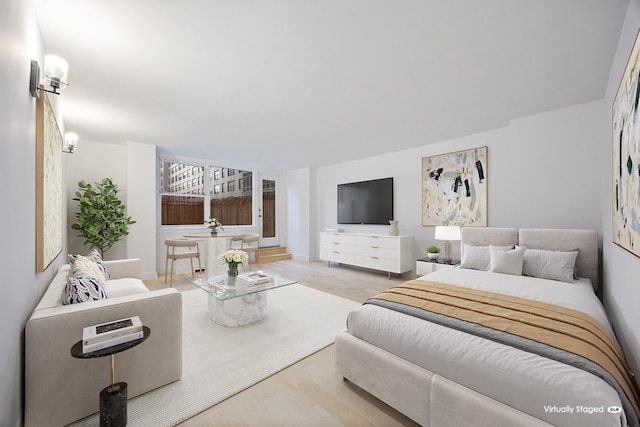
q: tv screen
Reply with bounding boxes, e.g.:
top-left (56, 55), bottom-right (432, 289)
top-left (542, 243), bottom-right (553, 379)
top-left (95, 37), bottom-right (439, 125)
top-left (337, 178), bottom-right (394, 225)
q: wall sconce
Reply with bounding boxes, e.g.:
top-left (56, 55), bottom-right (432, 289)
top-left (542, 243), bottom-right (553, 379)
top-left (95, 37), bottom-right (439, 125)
top-left (30, 55), bottom-right (69, 98)
top-left (434, 225), bottom-right (461, 264)
top-left (63, 133), bottom-right (78, 154)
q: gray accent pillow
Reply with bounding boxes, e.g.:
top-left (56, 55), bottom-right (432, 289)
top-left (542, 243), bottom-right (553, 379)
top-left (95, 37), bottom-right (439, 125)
top-left (519, 246), bottom-right (579, 283)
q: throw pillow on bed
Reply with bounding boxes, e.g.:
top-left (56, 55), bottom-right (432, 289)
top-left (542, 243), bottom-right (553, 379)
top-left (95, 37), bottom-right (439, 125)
top-left (519, 246), bottom-right (578, 283)
top-left (489, 245), bottom-right (525, 275)
top-left (460, 244), bottom-right (514, 271)
top-left (62, 269), bottom-right (109, 304)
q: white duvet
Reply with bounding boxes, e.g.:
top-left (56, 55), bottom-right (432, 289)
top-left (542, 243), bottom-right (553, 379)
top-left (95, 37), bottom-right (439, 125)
top-left (346, 268), bottom-right (629, 427)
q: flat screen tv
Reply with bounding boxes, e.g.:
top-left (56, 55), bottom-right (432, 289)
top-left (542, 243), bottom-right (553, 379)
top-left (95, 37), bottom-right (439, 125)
top-left (337, 177), bottom-right (393, 225)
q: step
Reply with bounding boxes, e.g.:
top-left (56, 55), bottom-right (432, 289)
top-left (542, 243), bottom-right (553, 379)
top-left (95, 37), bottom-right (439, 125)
top-left (257, 246), bottom-right (292, 263)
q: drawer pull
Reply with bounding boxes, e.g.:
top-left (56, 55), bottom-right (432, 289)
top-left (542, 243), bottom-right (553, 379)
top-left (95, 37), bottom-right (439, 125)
top-left (371, 256), bottom-right (379, 259)
top-left (371, 246), bottom-right (379, 249)
top-left (370, 235), bottom-right (379, 238)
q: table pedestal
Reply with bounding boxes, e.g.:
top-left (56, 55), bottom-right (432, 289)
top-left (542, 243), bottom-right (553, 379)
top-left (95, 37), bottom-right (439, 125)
top-left (100, 382), bottom-right (127, 427)
top-left (207, 290), bottom-right (267, 327)
top-left (204, 237), bottom-right (231, 277)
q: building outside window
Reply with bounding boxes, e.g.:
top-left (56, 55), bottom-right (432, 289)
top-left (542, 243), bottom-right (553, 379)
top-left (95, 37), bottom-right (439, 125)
top-left (159, 160), bottom-right (253, 226)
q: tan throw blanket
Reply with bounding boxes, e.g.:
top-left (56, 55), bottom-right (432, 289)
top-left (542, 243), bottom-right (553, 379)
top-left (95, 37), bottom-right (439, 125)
top-left (371, 279), bottom-right (640, 419)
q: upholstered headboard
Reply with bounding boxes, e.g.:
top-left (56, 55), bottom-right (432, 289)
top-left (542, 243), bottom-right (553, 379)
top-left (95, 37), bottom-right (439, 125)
top-left (460, 227), bottom-right (599, 291)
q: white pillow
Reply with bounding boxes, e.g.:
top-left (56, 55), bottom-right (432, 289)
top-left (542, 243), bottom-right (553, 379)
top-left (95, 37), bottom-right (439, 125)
top-left (520, 246), bottom-right (578, 283)
top-left (460, 244), bottom-right (514, 271)
top-left (72, 255), bottom-right (107, 286)
top-left (490, 245), bottom-right (525, 276)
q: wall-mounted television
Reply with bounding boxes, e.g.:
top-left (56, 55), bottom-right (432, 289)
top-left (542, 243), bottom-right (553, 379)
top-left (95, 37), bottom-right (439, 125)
top-left (337, 177), bottom-right (394, 225)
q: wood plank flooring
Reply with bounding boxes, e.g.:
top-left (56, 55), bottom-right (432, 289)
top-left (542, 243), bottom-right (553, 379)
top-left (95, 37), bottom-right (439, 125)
top-left (145, 260), bottom-right (420, 427)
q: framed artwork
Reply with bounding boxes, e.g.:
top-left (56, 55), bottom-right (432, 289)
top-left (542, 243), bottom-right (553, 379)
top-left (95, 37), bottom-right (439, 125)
top-left (35, 91), bottom-right (63, 272)
top-left (613, 29), bottom-right (640, 258)
top-left (422, 146), bottom-right (487, 226)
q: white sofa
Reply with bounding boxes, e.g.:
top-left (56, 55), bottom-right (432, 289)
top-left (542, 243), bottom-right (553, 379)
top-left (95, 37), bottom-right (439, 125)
top-left (25, 259), bottom-right (182, 427)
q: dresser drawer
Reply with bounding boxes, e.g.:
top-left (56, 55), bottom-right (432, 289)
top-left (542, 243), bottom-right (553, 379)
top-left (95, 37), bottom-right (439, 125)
top-left (320, 232), bottom-right (354, 245)
top-left (354, 235), bottom-right (399, 249)
top-left (354, 255), bottom-right (399, 272)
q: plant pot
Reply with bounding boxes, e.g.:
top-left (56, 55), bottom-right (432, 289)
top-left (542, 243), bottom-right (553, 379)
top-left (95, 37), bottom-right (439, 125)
top-left (427, 252), bottom-right (439, 260)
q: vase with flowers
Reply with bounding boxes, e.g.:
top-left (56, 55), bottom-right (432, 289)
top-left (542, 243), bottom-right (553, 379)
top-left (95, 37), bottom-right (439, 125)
top-left (205, 217), bottom-right (223, 235)
top-left (218, 249), bottom-right (248, 278)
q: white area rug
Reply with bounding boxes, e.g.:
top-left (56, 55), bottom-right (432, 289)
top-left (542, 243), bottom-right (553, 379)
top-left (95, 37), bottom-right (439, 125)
top-left (70, 284), bottom-right (360, 427)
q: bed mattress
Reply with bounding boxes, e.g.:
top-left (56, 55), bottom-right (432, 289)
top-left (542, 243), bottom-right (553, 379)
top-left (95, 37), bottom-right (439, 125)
top-left (346, 268), bottom-right (630, 427)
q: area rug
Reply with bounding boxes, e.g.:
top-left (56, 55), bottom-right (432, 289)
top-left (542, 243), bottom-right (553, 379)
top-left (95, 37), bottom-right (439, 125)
top-left (70, 284), bottom-right (360, 427)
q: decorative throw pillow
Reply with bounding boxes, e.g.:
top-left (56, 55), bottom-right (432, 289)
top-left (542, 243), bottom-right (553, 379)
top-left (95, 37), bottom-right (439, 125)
top-left (460, 244), bottom-right (514, 271)
top-left (520, 246), bottom-right (578, 283)
top-left (62, 270), bottom-right (109, 305)
top-left (490, 245), bottom-right (525, 276)
top-left (72, 255), bottom-right (107, 286)
top-left (68, 249), bottom-right (111, 280)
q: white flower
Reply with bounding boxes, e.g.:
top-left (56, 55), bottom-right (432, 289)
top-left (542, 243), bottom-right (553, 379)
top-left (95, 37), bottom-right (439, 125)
top-left (219, 249), bottom-right (248, 264)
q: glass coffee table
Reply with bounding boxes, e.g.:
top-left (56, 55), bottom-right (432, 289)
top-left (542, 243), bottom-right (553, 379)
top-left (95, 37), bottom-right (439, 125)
top-left (192, 275), bottom-right (297, 327)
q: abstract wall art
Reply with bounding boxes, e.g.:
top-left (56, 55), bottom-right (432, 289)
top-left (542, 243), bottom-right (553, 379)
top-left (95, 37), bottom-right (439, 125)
top-left (613, 29), bottom-right (640, 258)
top-left (36, 92), bottom-right (63, 272)
top-left (422, 146), bottom-right (487, 226)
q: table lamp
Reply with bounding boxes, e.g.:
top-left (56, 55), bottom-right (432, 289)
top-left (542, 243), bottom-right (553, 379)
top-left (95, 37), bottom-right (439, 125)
top-left (434, 226), bottom-right (461, 264)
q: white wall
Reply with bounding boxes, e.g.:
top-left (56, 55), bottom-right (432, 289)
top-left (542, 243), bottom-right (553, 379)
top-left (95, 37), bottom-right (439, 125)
top-left (0, 2), bottom-right (60, 425)
top-left (126, 141), bottom-right (158, 278)
top-left (66, 140), bottom-right (129, 260)
top-left (313, 100), bottom-right (604, 267)
top-left (602, 0), bottom-right (640, 378)
top-left (284, 167), bottom-right (314, 261)
top-left (67, 139), bottom-right (159, 278)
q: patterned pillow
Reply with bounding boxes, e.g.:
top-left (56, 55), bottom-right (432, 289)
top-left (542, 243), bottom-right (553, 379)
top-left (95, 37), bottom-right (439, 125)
top-left (68, 249), bottom-right (111, 280)
top-left (62, 270), bottom-right (109, 305)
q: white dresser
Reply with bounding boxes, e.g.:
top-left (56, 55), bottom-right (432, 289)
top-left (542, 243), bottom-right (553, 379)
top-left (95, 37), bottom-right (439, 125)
top-left (319, 232), bottom-right (413, 278)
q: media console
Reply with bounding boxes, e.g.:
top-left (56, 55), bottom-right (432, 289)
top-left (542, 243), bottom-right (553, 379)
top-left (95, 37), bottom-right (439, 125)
top-left (319, 232), bottom-right (413, 278)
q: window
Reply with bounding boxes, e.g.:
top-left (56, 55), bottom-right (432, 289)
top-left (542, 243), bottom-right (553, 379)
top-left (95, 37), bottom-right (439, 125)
top-left (160, 160), bottom-right (253, 226)
top-left (210, 166), bottom-right (252, 226)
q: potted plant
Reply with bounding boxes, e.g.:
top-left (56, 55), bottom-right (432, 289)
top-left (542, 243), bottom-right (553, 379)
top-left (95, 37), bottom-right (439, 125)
top-left (426, 245), bottom-right (441, 260)
top-left (71, 178), bottom-right (136, 257)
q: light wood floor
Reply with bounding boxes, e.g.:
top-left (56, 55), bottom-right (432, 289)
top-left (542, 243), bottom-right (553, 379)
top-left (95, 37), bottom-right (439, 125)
top-left (145, 260), bottom-right (420, 427)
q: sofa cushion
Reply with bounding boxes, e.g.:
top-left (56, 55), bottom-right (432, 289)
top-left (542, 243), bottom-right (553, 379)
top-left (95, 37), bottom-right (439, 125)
top-left (62, 270), bottom-right (109, 305)
top-left (104, 278), bottom-right (150, 298)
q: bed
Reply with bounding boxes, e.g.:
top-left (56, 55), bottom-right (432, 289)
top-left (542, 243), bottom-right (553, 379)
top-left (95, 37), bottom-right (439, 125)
top-left (335, 227), bottom-right (640, 427)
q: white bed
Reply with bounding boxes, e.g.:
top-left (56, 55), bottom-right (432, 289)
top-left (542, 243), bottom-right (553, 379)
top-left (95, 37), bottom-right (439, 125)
top-left (335, 227), bottom-right (639, 427)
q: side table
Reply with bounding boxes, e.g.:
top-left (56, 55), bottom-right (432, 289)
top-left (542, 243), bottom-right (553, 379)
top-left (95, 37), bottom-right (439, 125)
top-left (416, 257), bottom-right (460, 276)
top-left (71, 326), bottom-right (150, 426)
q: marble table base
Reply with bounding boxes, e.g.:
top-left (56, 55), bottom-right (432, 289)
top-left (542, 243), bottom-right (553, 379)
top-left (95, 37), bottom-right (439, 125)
top-left (207, 289), bottom-right (267, 327)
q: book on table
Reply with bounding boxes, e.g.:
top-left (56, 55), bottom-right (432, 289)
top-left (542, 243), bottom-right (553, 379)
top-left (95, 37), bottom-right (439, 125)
top-left (82, 316), bottom-right (144, 353)
top-left (237, 272), bottom-right (274, 286)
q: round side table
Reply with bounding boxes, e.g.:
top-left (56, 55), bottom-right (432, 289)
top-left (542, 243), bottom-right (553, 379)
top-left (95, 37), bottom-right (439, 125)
top-left (71, 326), bottom-right (150, 427)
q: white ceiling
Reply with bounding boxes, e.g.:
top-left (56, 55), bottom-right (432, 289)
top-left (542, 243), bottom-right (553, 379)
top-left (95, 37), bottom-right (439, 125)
top-left (33, 0), bottom-right (628, 172)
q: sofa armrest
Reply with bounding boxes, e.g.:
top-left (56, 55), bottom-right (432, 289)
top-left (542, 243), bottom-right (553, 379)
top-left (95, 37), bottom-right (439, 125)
top-left (104, 258), bottom-right (142, 279)
top-left (25, 288), bottom-right (182, 427)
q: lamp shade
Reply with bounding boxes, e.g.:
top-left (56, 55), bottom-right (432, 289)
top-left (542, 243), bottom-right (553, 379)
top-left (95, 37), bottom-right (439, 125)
top-left (434, 226), bottom-right (461, 241)
top-left (43, 54), bottom-right (68, 90)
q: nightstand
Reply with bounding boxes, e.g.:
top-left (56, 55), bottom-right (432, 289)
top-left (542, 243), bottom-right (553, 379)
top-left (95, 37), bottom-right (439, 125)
top-left (416, 257), bottom-right (460, 276)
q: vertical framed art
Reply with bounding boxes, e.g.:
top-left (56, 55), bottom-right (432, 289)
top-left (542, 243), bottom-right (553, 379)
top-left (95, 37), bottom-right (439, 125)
top-left (422, 146), bottom-right (487, 226)
top-left (613, 30), bottom-right (640, 258)
top-left (35, 91), bottom-right (63, 272)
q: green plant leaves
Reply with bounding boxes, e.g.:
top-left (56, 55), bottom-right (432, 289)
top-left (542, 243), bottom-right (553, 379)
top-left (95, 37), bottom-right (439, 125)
top-left (71, 177), bottom-right (136, 256)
